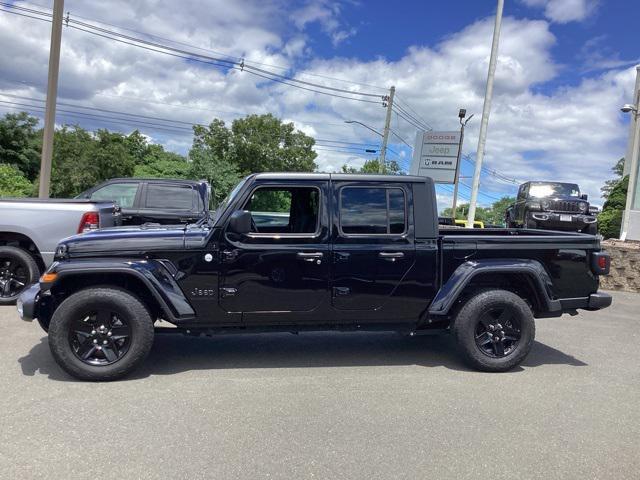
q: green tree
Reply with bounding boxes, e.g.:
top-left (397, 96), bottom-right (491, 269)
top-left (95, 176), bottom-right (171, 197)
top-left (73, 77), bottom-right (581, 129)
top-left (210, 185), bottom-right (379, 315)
top-left (0, 112), bottom-right (42, 181)
top-left (49, 126), bottom-right (136, 197)
top-left (0, 164), bottom-right (33, 197)
top-left (484, 196), bottom-right (515, 225)
top-left (192, 114), bottom-right (317, 176)
top-left (598, 175), bottom-right (628, 239)
top-left (188, 147), bottom-right (241, 206)
top-left (601, 158), bottom-right (625, 199)
top-left (133, 149), bottom-right (190, 179)
top-left (341, 158), bottom-right (401, 174)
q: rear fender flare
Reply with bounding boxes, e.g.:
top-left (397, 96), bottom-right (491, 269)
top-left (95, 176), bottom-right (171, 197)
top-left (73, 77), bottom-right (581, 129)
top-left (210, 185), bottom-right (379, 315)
top-left (429, 258), bottom-right (561, 316)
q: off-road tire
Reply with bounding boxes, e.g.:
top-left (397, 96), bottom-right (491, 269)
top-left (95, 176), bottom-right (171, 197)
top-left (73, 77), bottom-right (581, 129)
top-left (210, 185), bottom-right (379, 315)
top-left (582, 223), bottom-right (598, 235)
top-left (452, 289), bottom-right (535, 372)
top-left (0, 246), bottom-right (40, 305)
top-left (48, 287), bottom-right (154, 381)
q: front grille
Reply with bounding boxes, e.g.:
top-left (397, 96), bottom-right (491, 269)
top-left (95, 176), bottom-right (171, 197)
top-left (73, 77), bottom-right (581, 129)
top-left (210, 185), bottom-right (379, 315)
top-left (549, 200), bottom-right (580, 212)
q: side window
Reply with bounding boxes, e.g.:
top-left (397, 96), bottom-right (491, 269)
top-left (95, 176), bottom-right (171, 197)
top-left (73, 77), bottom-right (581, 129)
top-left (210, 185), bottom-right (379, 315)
top-left (90, 183), bottom-right (138, 208)
top-left (340, 187), bottom-right (406, 235)
top-left (145, 184), bottom-right (195, 210)
top-left (244, 186), bottom-right (319, 234)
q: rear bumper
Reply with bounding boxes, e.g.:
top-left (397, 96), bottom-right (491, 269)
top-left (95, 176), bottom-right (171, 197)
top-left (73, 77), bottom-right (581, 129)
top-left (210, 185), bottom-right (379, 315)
top-left (587, 292), bottom-right (612, 310)
top-left (559, 292), bottom-right (612, 312)
top-left (17, 283), bottom-right (41, 322)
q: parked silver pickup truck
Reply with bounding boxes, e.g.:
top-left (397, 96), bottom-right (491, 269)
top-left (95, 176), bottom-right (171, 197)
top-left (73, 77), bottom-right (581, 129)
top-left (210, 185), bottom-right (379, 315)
top-left (0, 198), bottom-right (119, 304)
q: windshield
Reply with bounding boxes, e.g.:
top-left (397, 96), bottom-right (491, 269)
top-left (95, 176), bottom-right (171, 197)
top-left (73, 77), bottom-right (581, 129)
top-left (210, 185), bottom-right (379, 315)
top-left (529, 183), bottom-right (580, 198)
top-left (210, 178), bottom-right (247, 224)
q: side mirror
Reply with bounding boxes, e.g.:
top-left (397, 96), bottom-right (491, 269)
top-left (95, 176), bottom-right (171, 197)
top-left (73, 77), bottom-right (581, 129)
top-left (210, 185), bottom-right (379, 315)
top-left (228, 210), bottom-right (251, 235)
top-left (580, 194), bottom-right (588, 201)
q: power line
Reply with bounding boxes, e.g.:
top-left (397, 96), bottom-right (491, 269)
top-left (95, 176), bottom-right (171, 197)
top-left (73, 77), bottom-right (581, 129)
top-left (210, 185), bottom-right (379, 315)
top-left (394, 94), bottom-right (433, 130)
top-left (1, 3), bottom-right (384, 105)
top-left (393, 102), bottom-right (431, 131)
top-left (0, 98), bottom-right (387, 151)
top-left (14, 0), bottom-right (390, 92)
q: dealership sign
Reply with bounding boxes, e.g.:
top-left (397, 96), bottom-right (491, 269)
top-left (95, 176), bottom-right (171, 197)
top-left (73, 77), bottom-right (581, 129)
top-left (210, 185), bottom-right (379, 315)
top-left (410, 131), bottom-right (460, 184)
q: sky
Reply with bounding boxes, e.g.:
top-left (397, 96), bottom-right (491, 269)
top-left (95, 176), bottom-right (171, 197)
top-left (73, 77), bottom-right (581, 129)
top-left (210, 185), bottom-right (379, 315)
top-left (0, 0), bottom-right (638, 211)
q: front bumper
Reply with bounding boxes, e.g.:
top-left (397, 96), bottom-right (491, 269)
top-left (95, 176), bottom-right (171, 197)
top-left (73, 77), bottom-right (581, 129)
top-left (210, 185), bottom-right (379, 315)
top-left (531, 212), bottom-right (597, 229)
top-left (17, 283), bottom-right (41, 322)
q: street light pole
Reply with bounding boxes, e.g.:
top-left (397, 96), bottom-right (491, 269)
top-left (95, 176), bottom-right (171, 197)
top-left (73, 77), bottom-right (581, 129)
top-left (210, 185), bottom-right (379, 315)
top-left (379, 85), bottom-right (396, 174)
top-left (467, 0), bottom-right (504, 228)
top-left (38, 0), bottom-right (64, 199)
top-left (451, 109), bottom-right (473, 221)
top-left (620, 65), bottom-right (640, 241)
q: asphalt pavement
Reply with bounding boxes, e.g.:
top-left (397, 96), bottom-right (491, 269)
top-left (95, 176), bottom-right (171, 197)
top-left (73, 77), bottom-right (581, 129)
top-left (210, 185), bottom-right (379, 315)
top-left (1, 291), bottom-right (639, 480)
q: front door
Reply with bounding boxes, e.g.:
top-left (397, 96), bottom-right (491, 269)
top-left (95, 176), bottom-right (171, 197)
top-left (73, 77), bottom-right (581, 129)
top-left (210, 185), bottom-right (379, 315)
top-left (331, 182), bottom-right (417, 322)
top-left (218, 181), bottom-right (330, 324)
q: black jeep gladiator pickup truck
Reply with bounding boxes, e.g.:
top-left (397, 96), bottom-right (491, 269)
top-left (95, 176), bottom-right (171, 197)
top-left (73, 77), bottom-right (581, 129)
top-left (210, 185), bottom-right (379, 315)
top-left (18, 173), bottom-right (612, 380)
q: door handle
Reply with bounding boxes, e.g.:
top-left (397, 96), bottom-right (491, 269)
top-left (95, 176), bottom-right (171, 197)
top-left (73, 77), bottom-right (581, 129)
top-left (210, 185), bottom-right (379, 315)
top-left (378, 252), bottom-right (404, 262)
top-left (297, 252), bottom-right (324, 263)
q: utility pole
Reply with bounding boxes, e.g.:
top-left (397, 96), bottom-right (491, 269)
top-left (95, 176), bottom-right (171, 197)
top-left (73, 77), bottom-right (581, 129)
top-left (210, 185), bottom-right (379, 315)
top-left (623, 66), bottom-right (640, 178)
top-left (38, 0), bottom-right (64, 198)
top-left (379, 85), bottom-right (396, 174)
top-left (620, 65), bottom-right (640, 240)
top-left (451, 109), bottom-right (473, 221)
top-left (467, 0), bottom-right (503, 228)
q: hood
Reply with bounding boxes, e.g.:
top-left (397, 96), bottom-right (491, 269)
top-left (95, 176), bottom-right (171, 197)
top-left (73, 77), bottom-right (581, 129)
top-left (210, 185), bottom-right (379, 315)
top-left (58, 224), bottom-right (207, 257)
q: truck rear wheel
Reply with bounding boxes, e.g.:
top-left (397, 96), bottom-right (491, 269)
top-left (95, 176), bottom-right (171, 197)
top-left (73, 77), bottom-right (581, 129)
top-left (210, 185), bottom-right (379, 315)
top-left (452, 289), bottom-right (535, 372)
top-left (0, 246), bottom-right (40, 306)
top-left (48, 287), bottom-right (154, 381)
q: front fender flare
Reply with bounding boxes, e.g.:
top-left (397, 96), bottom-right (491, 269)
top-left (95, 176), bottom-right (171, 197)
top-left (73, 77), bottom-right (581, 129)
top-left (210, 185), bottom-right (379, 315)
top-left (429, 258), bottom-right (561, 316)
top-left (45, 258), bottom-right (195, 322)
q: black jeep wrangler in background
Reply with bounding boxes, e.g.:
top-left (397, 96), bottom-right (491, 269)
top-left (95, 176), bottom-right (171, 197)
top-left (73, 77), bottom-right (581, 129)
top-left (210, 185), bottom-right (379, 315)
top-left (506, 181), bottom-right (598, 234)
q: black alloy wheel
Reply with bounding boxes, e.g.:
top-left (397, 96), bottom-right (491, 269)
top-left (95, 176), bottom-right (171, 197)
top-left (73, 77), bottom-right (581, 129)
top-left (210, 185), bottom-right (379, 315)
top-left (474, 306), bottom-right (521, 358)
top-left (0, 257), bottom-right (28, 299)
top-left (68, 310), bottom-right (132, 366)
top-left (452, 289), bottom-right (535, 372)
top-left (0, 246), bottom-right (40, 305)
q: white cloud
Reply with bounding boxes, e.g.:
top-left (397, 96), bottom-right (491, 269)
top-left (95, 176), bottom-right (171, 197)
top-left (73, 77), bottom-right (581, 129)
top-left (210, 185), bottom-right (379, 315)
top-left (0, 2), bottom-right (634, 207)
top-left (521, 0), bottom-right (599, 24)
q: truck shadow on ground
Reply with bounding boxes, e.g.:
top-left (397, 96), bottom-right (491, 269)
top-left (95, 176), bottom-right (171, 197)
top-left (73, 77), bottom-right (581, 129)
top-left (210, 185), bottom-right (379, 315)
top-left (18, 331), bottom-right (587, 382)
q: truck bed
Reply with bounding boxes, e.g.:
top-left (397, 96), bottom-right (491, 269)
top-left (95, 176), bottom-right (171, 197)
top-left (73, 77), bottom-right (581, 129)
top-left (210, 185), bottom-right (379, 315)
top-left (438, 227), bottom-right (601, 301)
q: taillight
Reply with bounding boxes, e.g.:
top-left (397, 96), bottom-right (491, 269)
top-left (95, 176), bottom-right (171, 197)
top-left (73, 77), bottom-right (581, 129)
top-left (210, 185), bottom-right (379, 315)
top-left (591, 252), bottom-right (610, 275)
top-left (78, 211), bottom-right (100, 233)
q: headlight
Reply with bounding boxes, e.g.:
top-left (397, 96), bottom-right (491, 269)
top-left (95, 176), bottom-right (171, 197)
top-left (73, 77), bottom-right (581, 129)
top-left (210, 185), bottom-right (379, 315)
top-left (540, 200), bottom-right (550, 211)
top-left (578, 202), bottom-right (588, 212)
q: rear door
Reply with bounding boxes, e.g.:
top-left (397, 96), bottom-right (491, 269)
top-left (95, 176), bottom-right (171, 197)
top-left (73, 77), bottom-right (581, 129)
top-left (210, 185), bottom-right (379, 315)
top-left (330, 181), bottom-right (417, 321)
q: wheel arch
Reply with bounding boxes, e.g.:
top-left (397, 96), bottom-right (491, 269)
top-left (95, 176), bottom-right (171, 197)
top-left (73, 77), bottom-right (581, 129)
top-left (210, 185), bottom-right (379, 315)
top-left (429, 259), bottom-right (561, 317)
top-left (0, 231), bottom-right (45, 272)
top-left (47, 260), bottom-right (195, 324)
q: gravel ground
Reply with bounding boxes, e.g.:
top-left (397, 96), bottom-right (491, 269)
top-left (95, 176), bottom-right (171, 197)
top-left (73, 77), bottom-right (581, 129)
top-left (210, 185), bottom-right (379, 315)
top-left (1, 290), bottom-right (638, 480)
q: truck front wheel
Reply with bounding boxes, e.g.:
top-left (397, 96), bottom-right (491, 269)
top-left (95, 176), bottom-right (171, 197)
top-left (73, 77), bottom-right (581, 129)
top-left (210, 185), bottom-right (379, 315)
top-left (48, 287), bottom-right (154, 381)
top-left (452, 289), bottom-right (535, 372)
